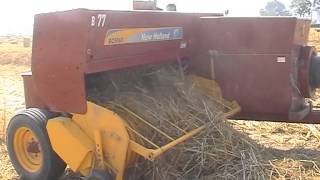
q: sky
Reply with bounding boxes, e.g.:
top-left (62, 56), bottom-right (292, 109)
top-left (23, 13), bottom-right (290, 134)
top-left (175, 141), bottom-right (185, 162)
top-left (0, 0), bottom-right (292, 35)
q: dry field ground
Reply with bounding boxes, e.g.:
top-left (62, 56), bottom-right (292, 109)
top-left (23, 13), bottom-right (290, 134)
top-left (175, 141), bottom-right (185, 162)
top-left (1, 30), bottom-right (320, 179)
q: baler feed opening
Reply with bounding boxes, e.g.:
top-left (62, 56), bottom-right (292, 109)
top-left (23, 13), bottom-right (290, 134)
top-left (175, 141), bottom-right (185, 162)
top-left (86, 64), bottom-right (240, 161)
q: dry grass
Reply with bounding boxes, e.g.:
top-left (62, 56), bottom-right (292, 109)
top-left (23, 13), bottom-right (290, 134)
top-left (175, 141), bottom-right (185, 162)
top-left (0, 140), bottom-right (18, 180)
top-left (0, 36), bottom-right (31, 66)
top-left (309, 28), bottom-right (320, 50)
top-left (0, 64), bottom-right (28, 140)
top-left (231, 120), bottom-right (320, 179)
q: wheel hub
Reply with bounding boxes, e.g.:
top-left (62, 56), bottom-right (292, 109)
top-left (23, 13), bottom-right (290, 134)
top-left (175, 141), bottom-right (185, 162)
top-left (13, 127), bottom-right (43, 172)
top-left (27, 141), bottom-right (41, 153)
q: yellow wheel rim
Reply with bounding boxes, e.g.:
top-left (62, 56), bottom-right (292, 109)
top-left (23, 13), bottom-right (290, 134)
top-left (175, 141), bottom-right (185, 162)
top-left (13, 127), bottom-right (43, 172)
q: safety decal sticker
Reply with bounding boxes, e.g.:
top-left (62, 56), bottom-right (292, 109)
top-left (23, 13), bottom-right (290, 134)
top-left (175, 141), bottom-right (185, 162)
top-left (104, 27), bottom-right (183, 45)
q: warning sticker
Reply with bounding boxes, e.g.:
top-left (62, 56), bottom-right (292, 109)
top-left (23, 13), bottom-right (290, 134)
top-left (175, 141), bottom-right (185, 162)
top-left (104, 27), bottom-right (183, 45)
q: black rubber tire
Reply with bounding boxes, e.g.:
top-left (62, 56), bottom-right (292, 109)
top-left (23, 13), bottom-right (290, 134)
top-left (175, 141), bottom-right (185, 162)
top-left (310, 56), bottom-right (320, 89)
top-left (6, 108), bottom-right (66, 180)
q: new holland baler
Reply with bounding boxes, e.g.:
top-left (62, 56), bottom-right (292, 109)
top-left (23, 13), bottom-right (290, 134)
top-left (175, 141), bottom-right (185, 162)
top-left (5, 9), bottom-right (320, 180)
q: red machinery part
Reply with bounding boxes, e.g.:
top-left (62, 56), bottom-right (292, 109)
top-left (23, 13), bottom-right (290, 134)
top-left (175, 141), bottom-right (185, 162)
top-left (23, 9), bottom-right (320, 123)
top-left (190, 17), bottom-right (314, 122)
top-left (28, 9), bottom-right (204, 113)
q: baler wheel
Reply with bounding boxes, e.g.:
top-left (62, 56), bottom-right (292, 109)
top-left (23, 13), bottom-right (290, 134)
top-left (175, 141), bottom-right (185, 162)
top-left (6, 108), bottom-right (66, 180)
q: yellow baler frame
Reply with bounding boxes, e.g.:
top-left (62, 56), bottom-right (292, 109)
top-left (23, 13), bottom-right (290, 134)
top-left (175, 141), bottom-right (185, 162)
top-left (48, 102), bottom-right (131, 180)
top-left (48, 102), bottom-right (239, 180)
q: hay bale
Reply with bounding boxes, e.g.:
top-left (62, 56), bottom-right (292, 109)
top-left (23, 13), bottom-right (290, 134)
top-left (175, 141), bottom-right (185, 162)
top-left (87, 65), bottom-right (266, 179)
top-left (23, 38), bottom-right (31, 48)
